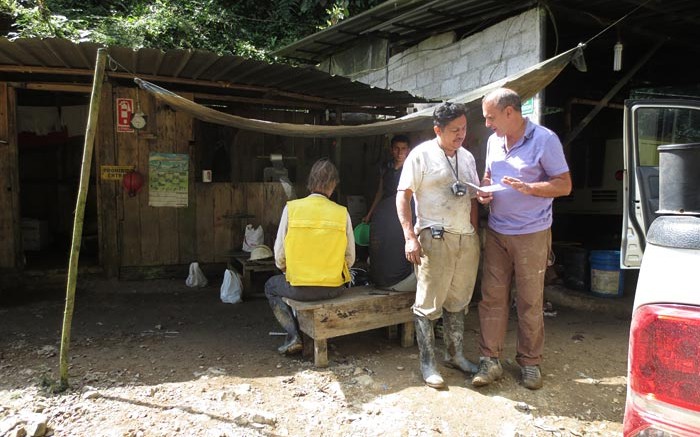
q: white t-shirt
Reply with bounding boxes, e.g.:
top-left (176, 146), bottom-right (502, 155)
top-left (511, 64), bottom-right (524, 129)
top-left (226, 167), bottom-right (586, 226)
top-left (398, 138), bottom-right (479, 235)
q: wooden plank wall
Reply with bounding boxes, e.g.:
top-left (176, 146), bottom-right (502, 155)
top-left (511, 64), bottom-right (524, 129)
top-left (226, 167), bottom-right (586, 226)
top-left (112, 88), bottom-right (196, 267)
top-left (195, 182), bottom-right (289, 263)
top-left (94, 83), bottom-right (119, 276)
top-left (114, 87), bottom-right (141, 267)
top-left (0, 83), bottom-right (21, 269)
top-left (106, 87), bottom-right (291, 267)
top-left (98, 86), bottom-right (348, 271)
top-left (230, 108), bottom-right (326, 183)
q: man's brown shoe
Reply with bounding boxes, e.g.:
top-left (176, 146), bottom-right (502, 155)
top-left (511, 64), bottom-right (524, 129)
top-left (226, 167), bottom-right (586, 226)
top-left (521, 365), bottom-right (543, 390)
top-left (471, 357), bottom-right (503, 387)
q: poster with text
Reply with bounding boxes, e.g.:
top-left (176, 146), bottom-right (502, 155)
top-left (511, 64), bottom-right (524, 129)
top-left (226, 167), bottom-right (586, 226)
top-left (148, 152), bottom-right (189, 207)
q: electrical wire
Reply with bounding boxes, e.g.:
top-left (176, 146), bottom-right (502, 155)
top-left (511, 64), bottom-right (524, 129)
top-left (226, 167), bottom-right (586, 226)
top-left (542, 1), bottom-right (559, 55)
top-left (583, 0), bottom-right (654, 46)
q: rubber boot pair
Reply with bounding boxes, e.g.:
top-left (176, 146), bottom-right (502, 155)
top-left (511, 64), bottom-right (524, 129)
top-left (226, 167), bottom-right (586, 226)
top-left (442, 311), bottom-right (478, 374)
top-left (414, 315), bottom-right (445, 389)
top-left (268, 296), bottom-right (303, 355)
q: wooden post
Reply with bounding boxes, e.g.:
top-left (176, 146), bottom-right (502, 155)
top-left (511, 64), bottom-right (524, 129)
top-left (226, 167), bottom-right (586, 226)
top-left (58, 48), bottom-right (107, 389)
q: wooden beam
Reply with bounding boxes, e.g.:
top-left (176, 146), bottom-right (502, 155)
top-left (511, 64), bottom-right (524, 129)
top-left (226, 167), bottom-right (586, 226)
top-left (193, 91), bottom-right (407, 116)
top-left (10, 82), bottom-right (91, 93)
top-left (0, 83), bottom-right (22, 269)
top-left (94, 82), bottom-right (119, 277)
top-left (0, 64), bottom-right (410, 108)
top-left (59, 48), bottom-right (108, 390)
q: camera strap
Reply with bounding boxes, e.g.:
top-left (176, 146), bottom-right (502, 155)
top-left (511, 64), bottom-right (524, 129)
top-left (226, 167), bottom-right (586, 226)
top-left (444, 149), bottom-right (459, 181)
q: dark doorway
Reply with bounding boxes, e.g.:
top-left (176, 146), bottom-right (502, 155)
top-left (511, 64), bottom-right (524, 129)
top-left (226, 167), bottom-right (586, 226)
top-left (16, 89), bottom-right (98, 270)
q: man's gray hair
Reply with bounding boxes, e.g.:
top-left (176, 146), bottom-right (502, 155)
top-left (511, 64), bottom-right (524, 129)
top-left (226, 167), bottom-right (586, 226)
top-left (483, 88), bottom-right (522, 112)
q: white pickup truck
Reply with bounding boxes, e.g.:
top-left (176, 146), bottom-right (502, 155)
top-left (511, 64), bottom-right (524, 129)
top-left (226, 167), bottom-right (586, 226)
top-left (622, 99), bottom-right (700, 436)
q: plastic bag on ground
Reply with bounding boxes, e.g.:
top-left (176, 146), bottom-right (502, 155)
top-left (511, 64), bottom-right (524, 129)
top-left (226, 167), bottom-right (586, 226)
top-left (220, 269), bottom-right (243, 304)
top-left (242, 224), bottom-right (264, 252)
top-left (185, 261), bottom-right (208, 287)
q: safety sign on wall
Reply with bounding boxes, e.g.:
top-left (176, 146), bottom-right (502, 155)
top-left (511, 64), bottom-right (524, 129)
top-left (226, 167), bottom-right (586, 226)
top-left (100, 165), bottom-right (135, 181)
top-left (116, 98), bottom-right (134, 133)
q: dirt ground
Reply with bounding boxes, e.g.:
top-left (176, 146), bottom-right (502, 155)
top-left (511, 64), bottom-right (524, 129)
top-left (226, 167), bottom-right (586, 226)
top-left (0, 276), bottom-right (630, 437)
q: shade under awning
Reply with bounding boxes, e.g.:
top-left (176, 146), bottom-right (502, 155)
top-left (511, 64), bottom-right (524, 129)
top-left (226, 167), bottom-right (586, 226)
top-left (135, 44), bottom-right (585, 138)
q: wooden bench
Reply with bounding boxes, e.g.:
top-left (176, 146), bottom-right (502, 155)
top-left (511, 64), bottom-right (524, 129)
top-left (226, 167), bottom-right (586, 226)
top-left (282, 286), bottom-right (416, 367)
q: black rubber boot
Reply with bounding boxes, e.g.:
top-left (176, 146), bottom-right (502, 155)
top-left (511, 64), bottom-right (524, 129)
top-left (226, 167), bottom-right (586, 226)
top-left (414, 315), bottom-right (446, 389)
top-left (442, 311), bottom-right (479, 374)
top-left (268, 296), bottom-right (302, 355)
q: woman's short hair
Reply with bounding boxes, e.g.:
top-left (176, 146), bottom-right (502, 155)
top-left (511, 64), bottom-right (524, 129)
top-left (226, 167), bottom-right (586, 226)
top-left (307, 158), bottom-right (340, 193)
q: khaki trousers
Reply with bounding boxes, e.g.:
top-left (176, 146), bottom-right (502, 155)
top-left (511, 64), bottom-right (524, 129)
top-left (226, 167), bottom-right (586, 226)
top-left (477, 227), bottom-right (551, 366)
top-left (413, 229), bottom-right (480, 320)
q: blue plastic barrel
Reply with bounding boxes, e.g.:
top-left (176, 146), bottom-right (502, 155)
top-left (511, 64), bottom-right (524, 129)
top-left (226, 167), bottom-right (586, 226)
top-left (589, 250), bottom-right (624, 297)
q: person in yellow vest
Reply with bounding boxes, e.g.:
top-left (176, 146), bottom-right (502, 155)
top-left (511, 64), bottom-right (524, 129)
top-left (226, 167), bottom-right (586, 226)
top-left (265, 158), bottom-right (355, 355)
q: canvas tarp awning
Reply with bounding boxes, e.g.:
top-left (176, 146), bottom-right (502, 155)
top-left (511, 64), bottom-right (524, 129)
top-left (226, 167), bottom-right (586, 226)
top-left (135, 44), bottom-right (585, 138)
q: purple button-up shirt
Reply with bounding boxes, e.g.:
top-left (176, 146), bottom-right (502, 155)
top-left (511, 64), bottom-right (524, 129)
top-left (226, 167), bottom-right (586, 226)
top-left (485, 119), bottom-right (569, 235)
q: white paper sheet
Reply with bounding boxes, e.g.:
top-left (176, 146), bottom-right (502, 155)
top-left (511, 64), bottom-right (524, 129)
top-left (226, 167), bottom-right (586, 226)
top-left (466, 181), bottom-right (507, 193)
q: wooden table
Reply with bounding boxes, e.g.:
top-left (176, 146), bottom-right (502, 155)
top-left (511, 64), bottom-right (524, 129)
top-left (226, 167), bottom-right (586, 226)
top-left (224, 251), bottom-right (279, 295)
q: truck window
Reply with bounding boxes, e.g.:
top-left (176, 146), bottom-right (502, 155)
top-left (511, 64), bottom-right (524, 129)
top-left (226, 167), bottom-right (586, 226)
top-left (636, 107), bottom-right (700, 166)
top-left (623, 100), bottom-right (700, 268)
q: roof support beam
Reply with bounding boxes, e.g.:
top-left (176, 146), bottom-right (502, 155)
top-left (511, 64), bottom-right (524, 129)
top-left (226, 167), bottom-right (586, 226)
top-left (0, 65), bottom-right (394, 108)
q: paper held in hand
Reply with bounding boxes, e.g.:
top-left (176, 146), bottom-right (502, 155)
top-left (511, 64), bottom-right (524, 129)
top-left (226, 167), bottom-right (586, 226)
top-left (465, 181), bottom-right (507, 193)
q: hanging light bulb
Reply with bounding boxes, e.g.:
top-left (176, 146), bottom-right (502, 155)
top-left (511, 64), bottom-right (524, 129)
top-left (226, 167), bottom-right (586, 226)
top-left (613, 41), bottom-right (623, 71)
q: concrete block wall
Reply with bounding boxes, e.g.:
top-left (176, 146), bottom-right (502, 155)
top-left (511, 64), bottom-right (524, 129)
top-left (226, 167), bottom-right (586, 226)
top-left (333, 8), bottom-right (544, 199)
top-left (349, 8), bottom-right (544, 178)
top-left (356, 8), bottom-right (542, 101)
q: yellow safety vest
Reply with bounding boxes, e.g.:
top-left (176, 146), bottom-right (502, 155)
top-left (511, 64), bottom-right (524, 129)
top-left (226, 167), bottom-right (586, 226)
top-left (285, 196), bottom-right (351, 286)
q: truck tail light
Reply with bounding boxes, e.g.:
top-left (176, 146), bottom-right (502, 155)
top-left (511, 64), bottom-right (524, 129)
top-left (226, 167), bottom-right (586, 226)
top-left (624, 304), bottom-right (700, 436)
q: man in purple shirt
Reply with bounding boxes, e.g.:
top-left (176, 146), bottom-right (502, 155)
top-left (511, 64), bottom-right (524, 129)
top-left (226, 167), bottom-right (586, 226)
top-left (472, 88), bottom-right (572, 390)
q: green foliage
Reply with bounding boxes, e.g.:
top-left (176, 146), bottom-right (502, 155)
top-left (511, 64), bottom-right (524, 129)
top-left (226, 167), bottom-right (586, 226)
top-left (1, 0), bottom-right (382, 61)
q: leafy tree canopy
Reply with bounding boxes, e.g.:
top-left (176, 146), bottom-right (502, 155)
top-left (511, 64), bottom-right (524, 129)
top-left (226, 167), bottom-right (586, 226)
top-left (0, 0), bottom-right (381, 61)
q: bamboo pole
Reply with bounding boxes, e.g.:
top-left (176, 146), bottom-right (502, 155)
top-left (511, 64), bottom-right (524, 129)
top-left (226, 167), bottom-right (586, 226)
top-left (58, 48), bottom-right (108, 390)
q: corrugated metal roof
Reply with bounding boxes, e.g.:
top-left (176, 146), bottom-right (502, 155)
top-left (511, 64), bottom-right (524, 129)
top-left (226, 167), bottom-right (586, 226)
top-left (273, 0), bottom-right (537, 64)
top-left (274, 0), bottom-right (700, 64)
top-left (0, 37), bottom-right (433, 113)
